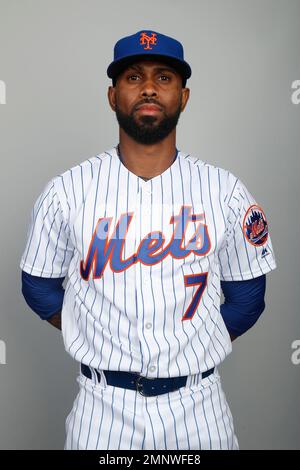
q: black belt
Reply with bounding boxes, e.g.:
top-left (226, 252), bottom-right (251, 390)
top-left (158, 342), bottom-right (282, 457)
top-left (81, 364), bottom-right (215, 397)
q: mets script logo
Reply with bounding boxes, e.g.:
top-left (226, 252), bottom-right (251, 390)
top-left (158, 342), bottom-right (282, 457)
top-left (80, 205), bottom-right (211, 280)
top-left (243, 205), bottom-right (268, 247)
top-left (140, 32), bottom-right (157, 50)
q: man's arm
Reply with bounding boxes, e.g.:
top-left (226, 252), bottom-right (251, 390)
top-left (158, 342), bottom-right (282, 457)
top-left (21, 271), bottom-right (65, 331)
top-left (229, 332), bottom-right (237, 342)
top-left (46, 312), bottom-right (62, 330)
top-left (220, 274), bottom-right (266, 341)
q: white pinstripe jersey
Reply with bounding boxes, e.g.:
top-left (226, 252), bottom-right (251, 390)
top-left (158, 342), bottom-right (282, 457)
top-left (20, 146), bottom-right (277, 377)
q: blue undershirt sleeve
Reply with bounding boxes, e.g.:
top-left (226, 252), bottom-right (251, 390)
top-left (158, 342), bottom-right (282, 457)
top-left (22, 271), bottom-right (266, 332)
top-left (21, 271), bottom-right (65, 320)
top-left (220, 274), bottom-right (266, 337)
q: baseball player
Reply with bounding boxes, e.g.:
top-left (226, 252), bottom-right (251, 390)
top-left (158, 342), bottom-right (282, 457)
top-left (20, 30), bottom-right (277, 450)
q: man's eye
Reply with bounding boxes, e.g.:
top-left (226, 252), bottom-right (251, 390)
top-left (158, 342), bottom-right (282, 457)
top-left (128, 74), bottom-right (140, 81)
top-left (159, 75), bottom-right (170, 81)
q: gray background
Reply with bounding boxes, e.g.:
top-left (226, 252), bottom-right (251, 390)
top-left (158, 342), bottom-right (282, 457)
top-left (0, 0), bottom-right (299, 450)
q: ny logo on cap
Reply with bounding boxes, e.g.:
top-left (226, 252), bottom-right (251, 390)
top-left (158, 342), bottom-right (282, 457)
top-left (140, 32), bottom-right (157, 50)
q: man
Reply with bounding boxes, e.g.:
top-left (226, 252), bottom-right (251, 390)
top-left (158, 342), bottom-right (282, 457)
top-left (20, 30), bottom-right (277, 450)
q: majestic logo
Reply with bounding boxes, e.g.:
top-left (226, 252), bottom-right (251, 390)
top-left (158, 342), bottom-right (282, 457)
top-left (80, 205), bottom-right (211, 280)
top-left (243, 205), bottom-right (268, 247)
top-left (139, 32), bottom-right (157, 50)
top-left (261, 247), bottom-right (269, 258)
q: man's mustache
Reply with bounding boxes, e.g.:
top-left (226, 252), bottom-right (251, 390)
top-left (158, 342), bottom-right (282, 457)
top-left (133, 99), bottom-right (164, 112)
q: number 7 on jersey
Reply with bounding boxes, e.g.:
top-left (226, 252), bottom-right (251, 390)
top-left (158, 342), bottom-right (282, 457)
top-left (182, 272), bottom-right (208, 321)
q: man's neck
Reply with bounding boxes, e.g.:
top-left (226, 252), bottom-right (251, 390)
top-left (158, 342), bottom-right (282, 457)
top-left (138, 175), bottom-right (151, 181)
top-left (117, 132), bottom-right (177, 179)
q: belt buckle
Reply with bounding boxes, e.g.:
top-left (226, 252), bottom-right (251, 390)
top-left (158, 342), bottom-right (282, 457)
top-left (136, 375), bottom-right (156, 397)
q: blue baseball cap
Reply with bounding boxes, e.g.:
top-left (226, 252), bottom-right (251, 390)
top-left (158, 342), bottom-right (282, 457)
top-left (107, 30), bottom-right (192, 86)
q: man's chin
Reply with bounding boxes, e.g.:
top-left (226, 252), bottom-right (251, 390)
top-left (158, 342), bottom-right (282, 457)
top-left (116, 106), bottom-right (180, 144)
top-left (135, 115), bottom-right (159, 127)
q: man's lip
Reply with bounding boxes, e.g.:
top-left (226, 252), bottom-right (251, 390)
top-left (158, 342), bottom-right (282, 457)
top-left (135, 104), bottom-right (162, 112)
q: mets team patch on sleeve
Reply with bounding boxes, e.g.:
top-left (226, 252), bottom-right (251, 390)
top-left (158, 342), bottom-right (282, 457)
top-left (243, 205), bottom-right (269, 246)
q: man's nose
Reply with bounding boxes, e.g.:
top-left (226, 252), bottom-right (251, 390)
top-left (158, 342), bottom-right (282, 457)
top-left (140, 79), bottom-right (158, 97)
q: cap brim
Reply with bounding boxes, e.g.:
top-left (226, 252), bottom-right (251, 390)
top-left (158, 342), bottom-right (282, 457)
top-left (107, 54), bottom-right (191, 81)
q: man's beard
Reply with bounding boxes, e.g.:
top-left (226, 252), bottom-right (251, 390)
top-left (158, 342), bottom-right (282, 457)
top-left (115, 101), bottom-right (182, 145)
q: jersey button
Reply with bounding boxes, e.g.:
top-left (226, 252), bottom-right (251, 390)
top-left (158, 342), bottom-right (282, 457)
top-left (149, 366), bottom-right (156, 372)
top-left (145, 322), bottom-right (152, 329)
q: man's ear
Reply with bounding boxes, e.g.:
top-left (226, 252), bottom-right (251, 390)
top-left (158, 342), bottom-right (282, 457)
top-left (108, 86), bottom-right (116, 111)
top-left (181, 87), bottom-right (190, 112)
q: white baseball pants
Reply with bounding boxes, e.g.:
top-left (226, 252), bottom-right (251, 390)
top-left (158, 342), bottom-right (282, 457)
top-left (64, 368), bottom-right (239, 450)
